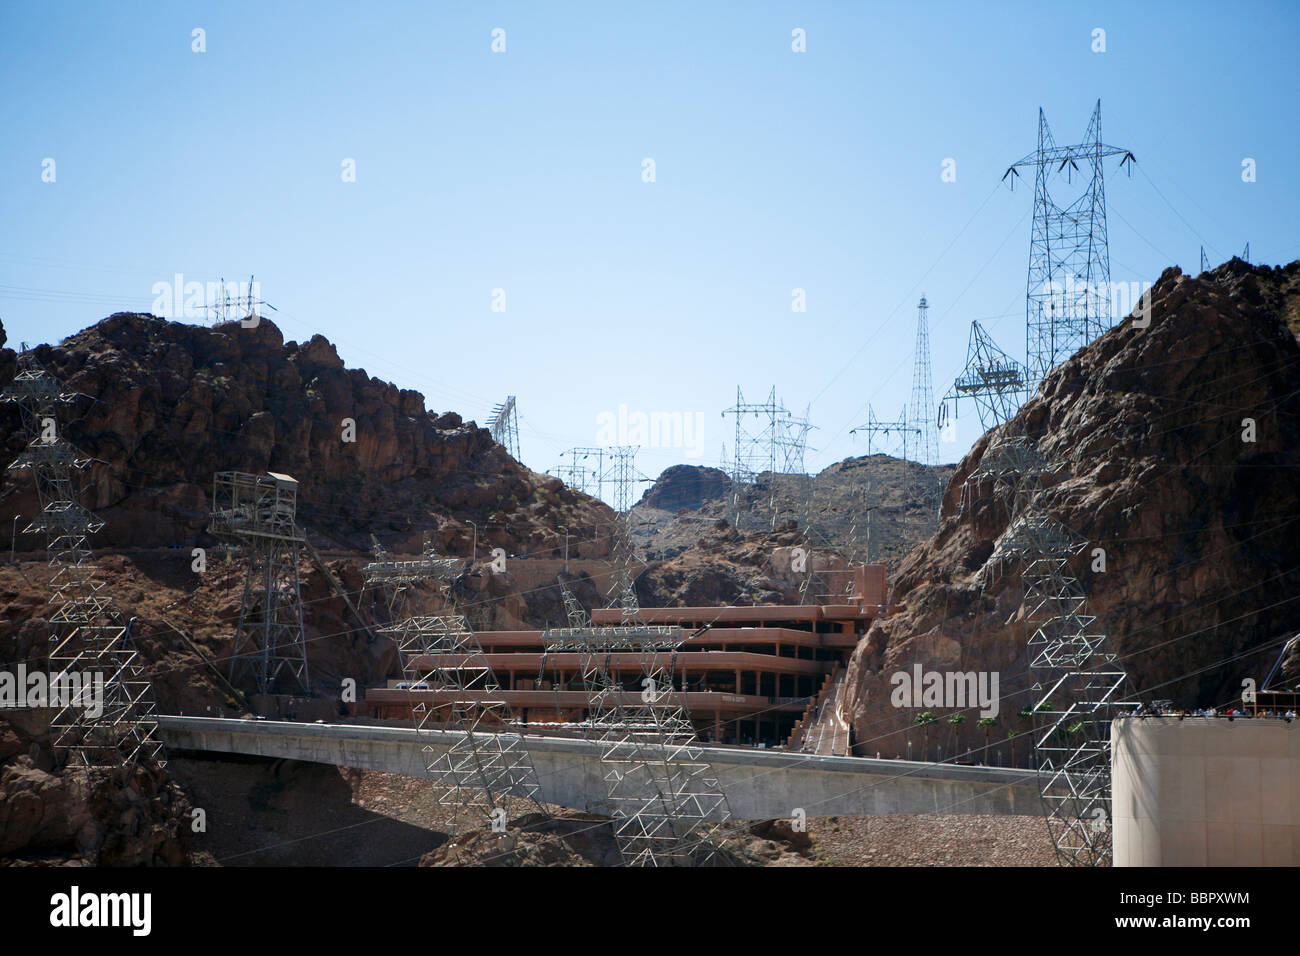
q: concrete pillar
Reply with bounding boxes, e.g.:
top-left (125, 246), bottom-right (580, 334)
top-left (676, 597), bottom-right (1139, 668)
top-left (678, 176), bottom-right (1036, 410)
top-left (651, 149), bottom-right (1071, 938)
top-left (1113, 717), bottom-right (1300, 866)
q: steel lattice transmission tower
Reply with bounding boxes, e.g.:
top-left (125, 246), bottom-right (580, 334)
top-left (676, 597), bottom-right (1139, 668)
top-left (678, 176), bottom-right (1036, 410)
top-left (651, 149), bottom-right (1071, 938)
top-left (1004, 100), bottom-right (1135, 388)
top-left (721, 387), bottom-right (812, 484)
top-left (362, 535), bottom-right (462, 619)
top-left (538, 605), bottom-right (734, 866)
top-left (940, 321), bottom-right (1031, 433)
top-left (966, 434), bottom-right (1132, 866)
top-left (851, 405), bottom-right (919, 459)
top-left (364, 536), bottom-right (551, 859)
top-left (383, 615), bottom-right (551, 852)
top-left (600, 445), bottom-right (642, 515)
top-left (487, 396), bottom-right (521, 461)
top-left (0, 352), bottom-right (166, 769)
top-left (720, 387), bottom-right (812, 529)
top-left (553, 447), bottom-right (603, 498)
top-left (907, 296), bottom-right (939, 466)
top-left (209, 471), bottom-right (311, 695)
top-left (597, 445), bottom-right (647, 620)
top-left (781, 405), bottom-right (814, 475)
top-left (203, 274), bottom-right (274, 326)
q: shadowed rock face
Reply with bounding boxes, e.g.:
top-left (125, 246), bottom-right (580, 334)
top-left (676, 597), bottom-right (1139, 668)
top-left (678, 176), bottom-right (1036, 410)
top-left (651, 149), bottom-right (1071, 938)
top-left (841, 259), bottom-right (1300, 763)
top-left (632, 457), bottom-right (954, 567)
top-left (0, 312), bottom-right (613, 556)
top-left (0, 313), bottom-right (620, 863)
top-left (638, 464), bottom-right (731, 512)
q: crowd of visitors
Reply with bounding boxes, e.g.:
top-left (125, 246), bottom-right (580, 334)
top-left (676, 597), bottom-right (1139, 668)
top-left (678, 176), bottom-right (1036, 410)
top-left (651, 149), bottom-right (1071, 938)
top-left (1119, 702), bottom-right (1296, 720)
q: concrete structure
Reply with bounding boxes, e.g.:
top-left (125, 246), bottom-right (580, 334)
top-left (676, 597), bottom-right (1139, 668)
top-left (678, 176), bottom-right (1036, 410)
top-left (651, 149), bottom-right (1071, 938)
top-left (363, 564), bottom-right (890, 750)
top-left (1112, 717), bottom-right (1300, 866)
top-left (159, 715), bottom-right (1041, 820)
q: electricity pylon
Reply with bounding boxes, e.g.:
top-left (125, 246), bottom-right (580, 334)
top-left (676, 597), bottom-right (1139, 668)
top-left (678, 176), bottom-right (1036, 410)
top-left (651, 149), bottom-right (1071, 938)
top-left (908, 296), bottom-right (938, 466)
top-left (1004, 100), bottom-right (1135, 388)
top-left (553, 447), bottom-right (603, 498)
top-left (209, 471), bottom-right (311, 695)
top-left (0, 352), bottom-right (165, 769)
top-left (487, 396), bottom-right (521, 461)
top-left (966, 434), bottom-right (1132, 866)
top-left (851, 406), bottom-right (919, 459)
top-left (381, 614), bottom-right (551, 854)
top-left (367, 534), bottom-right (551, 861)
top-left (538, 603), bottom-right (734, 866)
top-left (941, 321), bottom-right (1031, 432)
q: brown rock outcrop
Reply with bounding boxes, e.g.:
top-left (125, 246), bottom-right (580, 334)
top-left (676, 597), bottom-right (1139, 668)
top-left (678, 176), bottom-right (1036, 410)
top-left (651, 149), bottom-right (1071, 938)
top-left (0, 313), bottom-right (612, 555)
top-left (841, 259), bottom-right (1300, 764)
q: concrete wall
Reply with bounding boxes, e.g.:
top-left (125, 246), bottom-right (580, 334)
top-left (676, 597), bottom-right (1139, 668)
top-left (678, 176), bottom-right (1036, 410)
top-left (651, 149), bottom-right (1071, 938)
top-left (159, 716), bottom-right (1042, 820)
top-left (1112, 717), bottom-right (1300, 866)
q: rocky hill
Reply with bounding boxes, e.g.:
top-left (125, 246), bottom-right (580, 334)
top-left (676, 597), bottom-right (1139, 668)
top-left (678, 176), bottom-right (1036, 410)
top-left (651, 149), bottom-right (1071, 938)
top-left (630, 456), bottom-right (954, 568)
top-left (841, 259), bottom-right (1300, 764)
top-left (0, 313), bottom-right (613, 557)
top-left (0, 312), bottom-right (617, 863)
top-left (4, 256), bottom-right (1299, 861)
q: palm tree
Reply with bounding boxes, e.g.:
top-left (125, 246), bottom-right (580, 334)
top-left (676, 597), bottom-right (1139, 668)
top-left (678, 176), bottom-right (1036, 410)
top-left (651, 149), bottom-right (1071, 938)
top-left (913, 711), bottom-right (937, 761)
top-left (1009, 706), bottom-right (1034, 767)
top-left (978, 717), bottom-right (996, 764)
top-left (947, 712), bottom-right (966, 760)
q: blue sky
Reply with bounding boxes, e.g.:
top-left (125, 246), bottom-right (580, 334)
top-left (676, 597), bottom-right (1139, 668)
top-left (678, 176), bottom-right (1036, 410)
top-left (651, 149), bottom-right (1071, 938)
top-left (2, 1), bottom-right (1297, 502)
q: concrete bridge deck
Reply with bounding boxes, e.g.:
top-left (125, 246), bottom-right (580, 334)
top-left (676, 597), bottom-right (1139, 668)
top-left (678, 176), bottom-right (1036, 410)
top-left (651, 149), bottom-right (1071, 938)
top-left (159, 716), bottom-right (1042, 820)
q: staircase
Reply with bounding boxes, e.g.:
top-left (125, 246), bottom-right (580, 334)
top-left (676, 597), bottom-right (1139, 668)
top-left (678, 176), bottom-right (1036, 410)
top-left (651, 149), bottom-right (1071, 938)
top-left (785, 663), bottom-right (850, 755)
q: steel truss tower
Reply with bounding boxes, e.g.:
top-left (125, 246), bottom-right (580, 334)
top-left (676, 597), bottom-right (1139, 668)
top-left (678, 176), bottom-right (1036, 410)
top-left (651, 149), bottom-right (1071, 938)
top-left (382, 614), bottom-right (550, 849)
top-left (966, 434), bottom-right (1131, 865)
top-left (487, 396), bottom-right (521, 461)
top-left (722, 387), bottom-right (810, 484)
top-left (940, 321), bottom-right (1031, 433)
top-left (538, 603), bottom-right (733, 866)
top-left (553, 447), bottom-right (603, 498)
top-left (596, 446), bottom-right (646, 621)
top-left (365, 538), bottom-right (550, 859)
top-left (908, 297), bottom-right (939, 466)
top-left (851, 405), bottom-right (919, 459)
top-left (362, 535), bottom-right (461, 619)
top-left (209, 471), bottom-right (311, 695)
top-left (1004, 100), bottom-right (1134, 388)
top-left (720, 388), bottom-right (812, 529)
top-left (0, 353), bottom-right (165, 769)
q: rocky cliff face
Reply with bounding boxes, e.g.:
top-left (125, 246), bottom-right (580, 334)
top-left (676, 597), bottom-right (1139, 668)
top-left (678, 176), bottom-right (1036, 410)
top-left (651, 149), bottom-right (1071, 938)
top-left (638, 520), bottom-right (849, 608)
top-left (631, 456), bottom-right (953, 567)
top-left (0, 312), bottom-right (617, 862)
top-left (638, 464), bottom-right (731, 512)
top-left (0, 313), bottom-right (613, 556)
top-left (841, 259), bottom-right (1300, 764)
top-left (0, 710), bottom-right (190, 865)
